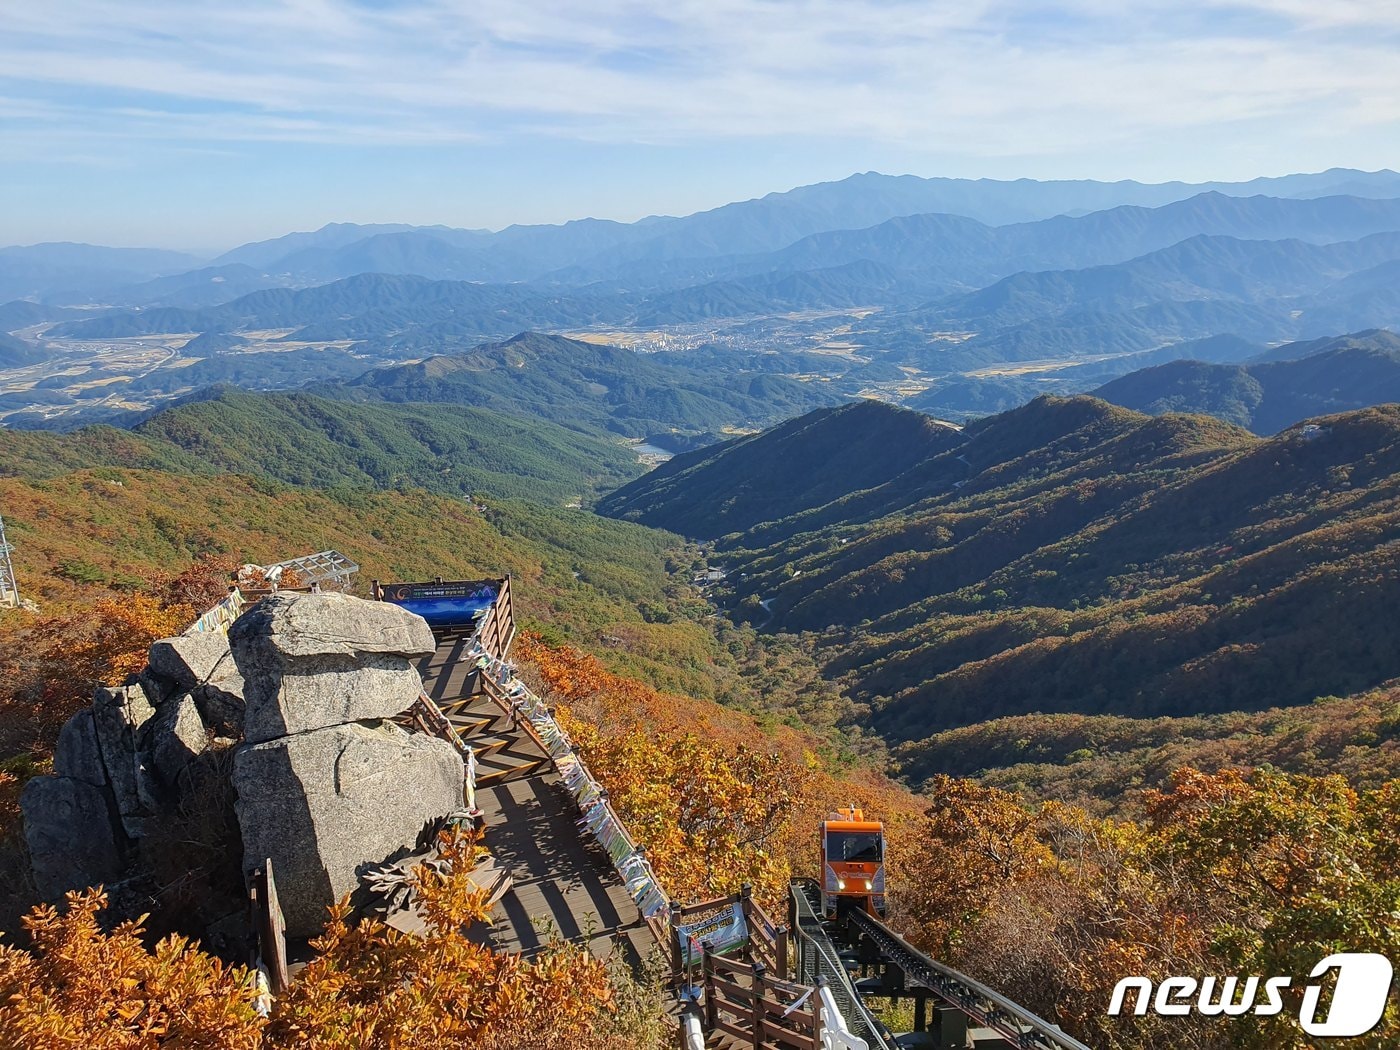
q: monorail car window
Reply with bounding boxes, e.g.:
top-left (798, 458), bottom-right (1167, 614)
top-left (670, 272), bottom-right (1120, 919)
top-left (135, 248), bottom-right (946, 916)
top-left (826, 830), bottom-right (883, 862)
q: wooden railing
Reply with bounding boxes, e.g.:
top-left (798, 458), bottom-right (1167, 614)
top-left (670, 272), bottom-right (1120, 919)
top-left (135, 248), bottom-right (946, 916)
top-left (474, 573), bottom-right (515, 661)
top-left (700, 951), bottom-right (823, 1050)
top-left (248, 858), bottom-right (288, 995)
top-left (408, 690), bottom-right (468, 752)
top-left (672, 884), bottom-right (790, 979)
top-left (745, 885), bottom-right (790, 981)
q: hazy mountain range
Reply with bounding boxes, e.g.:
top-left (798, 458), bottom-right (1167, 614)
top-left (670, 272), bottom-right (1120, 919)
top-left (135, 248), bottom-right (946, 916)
top-left (5, 168), bottom-right (1399, 300)
top-left (32, 195), bottom-right (1400, 347)
top-left (3, 167), bottom-right (1400, 433)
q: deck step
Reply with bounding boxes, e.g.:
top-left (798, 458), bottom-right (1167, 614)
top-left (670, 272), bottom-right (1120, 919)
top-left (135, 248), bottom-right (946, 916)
top-left (474, 755), bottom-right (548, 787)
top-left (705, 1026), bottom-right (795, 1049)
top-left (436, 691), bottom-right (493, 714)
top-left (463, 734), bottom-right (514, 757)
top-left (447, 713), bottom-right (500, 737)
top-left (441, 693), bottom-right (504, 716)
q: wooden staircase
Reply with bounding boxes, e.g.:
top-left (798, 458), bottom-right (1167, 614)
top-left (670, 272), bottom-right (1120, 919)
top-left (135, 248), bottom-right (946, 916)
top-left (415, 631), bottom-right (655, 965)
top-left (435, 693), bottom-right (549, 787)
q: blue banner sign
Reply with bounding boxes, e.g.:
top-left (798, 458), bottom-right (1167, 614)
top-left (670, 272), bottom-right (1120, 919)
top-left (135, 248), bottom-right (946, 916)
top-left (378, 580), bottom-right (498, 628)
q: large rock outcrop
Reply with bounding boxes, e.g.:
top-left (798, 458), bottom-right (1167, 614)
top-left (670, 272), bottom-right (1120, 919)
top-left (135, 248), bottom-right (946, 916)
top-left (22, 636), bottom-right (237, 900)
top-left (234, 721), bottom-right (463, 936)
top-left (228, 592), bottom-right (460, 937)
top-left (229, 592), bottom-right (435, 744)
top-left (52, 709), bottom-right (105, 787)
top-left (149, 692), bottom-right (211, 787)
top-left (21, 776), bottom-right (124, 897)
top-left (23, 707), bottom-right (126, 896)
top-left (91, 682), bottom-right (159, 838)
top-left (21, 587), bottom-right (463, 946)
top-left (148, 632), bottom-right (246, 734)
top-left (148, 631), bottom-right (240, 691)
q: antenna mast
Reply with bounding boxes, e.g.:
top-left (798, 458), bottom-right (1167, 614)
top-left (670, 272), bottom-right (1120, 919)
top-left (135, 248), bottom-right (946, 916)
top-left (0, 515), bottom-right (18, 609)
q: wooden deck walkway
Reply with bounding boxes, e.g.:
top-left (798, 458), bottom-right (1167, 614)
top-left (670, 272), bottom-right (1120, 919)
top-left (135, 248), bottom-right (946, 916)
top-left (417, 630), bottom-right (657, 968)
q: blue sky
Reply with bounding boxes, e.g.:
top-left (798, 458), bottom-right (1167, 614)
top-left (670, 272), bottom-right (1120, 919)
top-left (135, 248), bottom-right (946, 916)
top-left (3, 0), bottom-right (1399, 253)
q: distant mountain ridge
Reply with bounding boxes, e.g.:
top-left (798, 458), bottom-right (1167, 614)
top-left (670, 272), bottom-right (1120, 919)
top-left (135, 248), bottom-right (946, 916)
top-left (13, 168), bottom-right (1390, 301)
top-left (49, 264), bottom-right (297, 310)
top-left (929, 231), bottom-right (1400, 327)
top-left (861, 228), bottom-right (1400, 375)
top-left (33, 197), bottom-right (1400, 358)
top-left (217, 169), bottom-right (1400, 286)
top-left (206, 181), bottom-right (1400, 291)
top-left (589, 191), bottom-right (1400, 293)
top-left (8, 171), bottom-right (1400, 433)
top-left (1094, 330), bottom-right (1400, 432)
top-left (47, 272), bottom-right (612, 342)
top-left (40, 192), bottom-right (1400, 337)
top-left (0, 243), bottom-right (202, 303)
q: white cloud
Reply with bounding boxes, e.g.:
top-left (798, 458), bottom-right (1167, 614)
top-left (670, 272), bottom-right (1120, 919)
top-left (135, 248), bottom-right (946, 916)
top-left (2, 0), bottom-right (1398, 162)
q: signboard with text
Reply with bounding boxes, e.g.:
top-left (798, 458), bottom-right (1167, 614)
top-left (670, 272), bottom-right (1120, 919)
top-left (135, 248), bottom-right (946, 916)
top-left (377, 578), bottom-right (499, 628)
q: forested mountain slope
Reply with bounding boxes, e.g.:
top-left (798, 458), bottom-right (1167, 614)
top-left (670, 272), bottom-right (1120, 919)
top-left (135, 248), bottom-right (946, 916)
top-left (0, 386), bottom-right (646, 504)
top-left (1095, 331), bottom-right (1400, 433)
top-left (597, 399), bottom-right (964, 536)
top-left (603, 397), bottom-right (1400, 757)
top-left (321, 331), bottom-right (842, 437)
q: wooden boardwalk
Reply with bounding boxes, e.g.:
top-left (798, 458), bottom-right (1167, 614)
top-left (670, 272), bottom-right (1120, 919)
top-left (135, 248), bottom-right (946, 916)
top-left (418, 630), bottom-right (657, 968)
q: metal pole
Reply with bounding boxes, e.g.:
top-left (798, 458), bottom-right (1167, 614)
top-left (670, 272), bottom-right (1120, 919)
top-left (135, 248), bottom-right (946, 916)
top-left (670, 900), bottom-right (685, 980)
top-left (0, 515), bottom-right (18, 608)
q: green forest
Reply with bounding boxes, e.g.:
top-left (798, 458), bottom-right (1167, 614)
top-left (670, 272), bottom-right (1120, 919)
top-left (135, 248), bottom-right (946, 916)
top-left (604, 395), bottom-right (1400, 797)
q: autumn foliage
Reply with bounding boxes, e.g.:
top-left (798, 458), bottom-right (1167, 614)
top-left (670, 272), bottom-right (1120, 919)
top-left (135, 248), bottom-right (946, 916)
top-left (0, 832), bottom-right (631, 1049)
top-left (901, 768), bottom-right (1400, 1049)
top-left (0, 555), bottom-right (237, 755)
top-left (0, 889), bottom-right (263, 1048)
top-left (516, 633), bottom-right (921, 908)
top-left (267, 833), bottom-right (618, 1049)
top-left (0, 488), bottom-right (1392, 1050)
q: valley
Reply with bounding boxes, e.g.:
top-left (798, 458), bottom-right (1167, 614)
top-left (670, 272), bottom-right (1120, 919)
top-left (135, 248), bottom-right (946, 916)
top-left (601, 395), bottom-right (1400, 804)
top-left (0, 308), bottom-right (888, 428)
top-left (0, 328), bottom-right (373, 425)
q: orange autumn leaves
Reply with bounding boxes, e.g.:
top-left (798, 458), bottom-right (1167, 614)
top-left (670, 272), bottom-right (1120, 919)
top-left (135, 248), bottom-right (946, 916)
top-left (265, 834), bottom-right (616, 1050)
top-left (0, 556), bottom-right (237, 755)
top-left (11, 579), bottom-right (1391, 1050)
top-left (0, 890), bottom-right (262, 1049)
top-left (901, 768), bottom-right (1400, 1050)
top-left (519, 633), bottom-right (803, 902)
top-left (0, 833), bottom-right (623, 1050)
top-left (516, 633), bottom-right (920, 907)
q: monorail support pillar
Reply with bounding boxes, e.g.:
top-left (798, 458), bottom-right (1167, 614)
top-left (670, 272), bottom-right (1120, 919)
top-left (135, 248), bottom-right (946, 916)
top-left (935, 1005), bottom-right (968, 1048)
